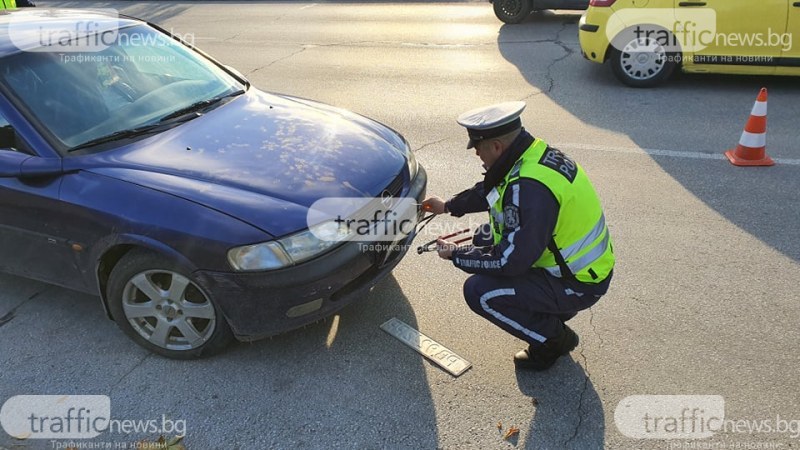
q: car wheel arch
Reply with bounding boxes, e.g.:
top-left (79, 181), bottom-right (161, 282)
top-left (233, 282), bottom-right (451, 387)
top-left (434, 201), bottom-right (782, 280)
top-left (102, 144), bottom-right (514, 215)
top-left (608, 24), bottom-right (684, 57)
top-left (94, 236), bottom-right (201, 320)
top-left (104, 247), bottom-right (235, 358)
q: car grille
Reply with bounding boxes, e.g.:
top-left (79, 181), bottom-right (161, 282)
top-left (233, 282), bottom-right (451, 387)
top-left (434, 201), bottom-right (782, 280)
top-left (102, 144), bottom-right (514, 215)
top-left (381, 171), bottom-right (404, 198)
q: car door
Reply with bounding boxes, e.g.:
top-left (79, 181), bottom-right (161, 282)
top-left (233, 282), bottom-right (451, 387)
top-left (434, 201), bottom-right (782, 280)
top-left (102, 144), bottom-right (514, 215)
top-left (776, 1), bottom-right (800, 75)
top-left (0, 108), bottom-right (87, 291)
top-left (683, 0), bottom-right (787, 75)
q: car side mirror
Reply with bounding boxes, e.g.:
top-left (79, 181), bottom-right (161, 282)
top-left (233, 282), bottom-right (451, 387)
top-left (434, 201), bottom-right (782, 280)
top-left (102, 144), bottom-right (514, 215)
top-left (0, 150), bottom-right (63, 178)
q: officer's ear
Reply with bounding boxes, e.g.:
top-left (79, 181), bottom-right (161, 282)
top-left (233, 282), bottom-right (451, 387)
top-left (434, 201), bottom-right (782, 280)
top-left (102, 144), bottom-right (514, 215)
top-left (489, 139), bottom-right (505, 156)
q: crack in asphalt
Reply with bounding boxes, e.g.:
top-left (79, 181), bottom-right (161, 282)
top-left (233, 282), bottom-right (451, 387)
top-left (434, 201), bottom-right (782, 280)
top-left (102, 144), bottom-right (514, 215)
top-left (564, 307), bottom-right (596, 449)
top-left (312, 40), bottom-right (483, 48)
top-left (414, 138), bottom-right (449, 154)
top-left (520, 21), bottom-right (578, 102)
top-left (246, 40), bottom-right (494, 50)
top-left (248, 46), bottom-right (308, 75)
top-left (547, 22), bottom-right (577, 92)
top-left (245, 32), bottom-right (574, 76)
top-left (246, 40), bottom-right (376, 74)
top-left (246, 38), bottom-right (388, 74)
top-left (110, 353), bottom-right (152, 395)
top-left (223, 33), bottom-right (241, 43)
top-left (0, 289), bottom-right (47, 329)
top-left (497, 38), bottom-right (562, 45)
top-left (589, 303), bottom-right (605, 348)
top-left (328, 39), bottom-right (558, 48)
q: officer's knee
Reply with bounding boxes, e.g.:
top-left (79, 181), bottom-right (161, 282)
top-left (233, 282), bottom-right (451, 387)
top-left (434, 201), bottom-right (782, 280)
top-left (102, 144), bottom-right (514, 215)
top-left (462, 275), bottom-right (485, 314)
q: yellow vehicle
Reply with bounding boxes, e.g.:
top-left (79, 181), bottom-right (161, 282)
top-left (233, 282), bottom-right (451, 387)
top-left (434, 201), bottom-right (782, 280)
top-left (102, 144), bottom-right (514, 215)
top-left (579, 0), bottom-right (800, 87)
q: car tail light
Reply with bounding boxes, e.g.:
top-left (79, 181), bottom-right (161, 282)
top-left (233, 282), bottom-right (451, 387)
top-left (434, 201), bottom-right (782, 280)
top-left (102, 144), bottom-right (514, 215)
top-left (589, 0), bottom-right (616, 6)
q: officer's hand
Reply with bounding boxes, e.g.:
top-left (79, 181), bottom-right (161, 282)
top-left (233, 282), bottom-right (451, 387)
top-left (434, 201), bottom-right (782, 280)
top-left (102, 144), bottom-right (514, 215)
top-left (422, 196), bottom-right (447, 215)
top-left (436, 238), bottom-right (457, 260)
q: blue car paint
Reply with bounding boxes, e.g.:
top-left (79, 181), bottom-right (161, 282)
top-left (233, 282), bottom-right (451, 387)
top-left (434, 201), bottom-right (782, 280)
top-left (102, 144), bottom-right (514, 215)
top-left (195, 167), bottom-right (428, 340)
top-left (69, 90), bottom-right (408, 238)
top-left (0, 11), bottom-right (425, 339)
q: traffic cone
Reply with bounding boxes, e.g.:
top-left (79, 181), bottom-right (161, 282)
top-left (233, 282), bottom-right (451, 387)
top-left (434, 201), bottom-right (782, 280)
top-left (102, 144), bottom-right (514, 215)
top-left (725, 88), bottom-right (774, 167)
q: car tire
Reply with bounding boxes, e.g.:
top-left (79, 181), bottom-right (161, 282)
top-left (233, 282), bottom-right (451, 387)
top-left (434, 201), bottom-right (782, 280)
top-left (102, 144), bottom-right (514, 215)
top-left (493, 0), bottom-right (533, 24)
top-left (609, 32), bottom-right (678, 88)
top-left (107, 249), bottom-right (234, 359)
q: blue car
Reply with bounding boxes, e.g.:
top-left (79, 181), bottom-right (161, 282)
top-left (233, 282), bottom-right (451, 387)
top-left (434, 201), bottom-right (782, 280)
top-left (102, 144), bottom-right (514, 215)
top-left (0, 9), bottom-right (426, 358)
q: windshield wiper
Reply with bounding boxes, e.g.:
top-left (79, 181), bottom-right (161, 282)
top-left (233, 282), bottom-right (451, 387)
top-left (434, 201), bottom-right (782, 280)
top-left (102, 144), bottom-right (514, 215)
top-left (68, 124), bottom-right (168, 153)
top-left (67, 90), bottom-right (245, 153)
top-left (158, 89), bottom-right (245, 123)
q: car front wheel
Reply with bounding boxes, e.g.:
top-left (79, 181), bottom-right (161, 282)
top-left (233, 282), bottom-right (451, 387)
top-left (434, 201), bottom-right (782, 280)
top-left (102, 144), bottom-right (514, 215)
top-left (107, 250), bottom-right (234, 359)
top-left (609, 35), bottom-right (678, 88)
top-left (493, 0), bottom-right (533, 24)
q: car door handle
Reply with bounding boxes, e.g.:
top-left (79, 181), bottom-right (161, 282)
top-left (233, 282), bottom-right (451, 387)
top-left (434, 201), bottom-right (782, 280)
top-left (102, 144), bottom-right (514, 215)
top-left (678, 1), bottom-right (707, 6)
top-left (794, 1), bottom-right (800, 6)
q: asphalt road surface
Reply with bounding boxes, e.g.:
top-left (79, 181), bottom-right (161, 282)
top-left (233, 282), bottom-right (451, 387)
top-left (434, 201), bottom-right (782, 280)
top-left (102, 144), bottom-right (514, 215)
top-left (2, 2), bottom-right (799, 449)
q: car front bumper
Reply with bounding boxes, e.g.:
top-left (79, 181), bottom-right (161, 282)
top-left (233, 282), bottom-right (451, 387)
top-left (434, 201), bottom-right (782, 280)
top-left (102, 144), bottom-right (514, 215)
top-left (578, 11), bottom-right (610, 63)
top-left (194, 166), bottom-right (427, 341)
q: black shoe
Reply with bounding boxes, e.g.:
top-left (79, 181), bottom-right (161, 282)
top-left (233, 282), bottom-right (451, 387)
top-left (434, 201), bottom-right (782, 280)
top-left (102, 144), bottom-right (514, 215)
top-left (513, 325), bottom-right (579, 371)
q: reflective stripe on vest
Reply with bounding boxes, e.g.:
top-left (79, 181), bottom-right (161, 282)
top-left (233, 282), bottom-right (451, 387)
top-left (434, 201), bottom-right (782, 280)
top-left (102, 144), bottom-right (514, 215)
top-left (560, 212), bottom-right (606, 261)
top-left (1, 0), bottom-right (16, 9)
top-left (544, 229), bottom-right (610, 278)
top-left (488, 138), bottom-right (614, 283)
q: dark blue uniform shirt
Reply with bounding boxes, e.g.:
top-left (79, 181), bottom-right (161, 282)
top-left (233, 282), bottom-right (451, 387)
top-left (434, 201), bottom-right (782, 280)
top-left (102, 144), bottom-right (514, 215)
top-left (444, 130), bottom-right (611, 294)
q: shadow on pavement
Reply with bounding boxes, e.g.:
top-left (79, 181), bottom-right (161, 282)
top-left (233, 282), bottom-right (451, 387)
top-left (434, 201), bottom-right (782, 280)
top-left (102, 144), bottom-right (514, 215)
top-left (0, 274), bottom-right (439, 448)
top-left (515, 355), bottom-right (604, 449)
top-left (497, 16), bottom-right (800, 264)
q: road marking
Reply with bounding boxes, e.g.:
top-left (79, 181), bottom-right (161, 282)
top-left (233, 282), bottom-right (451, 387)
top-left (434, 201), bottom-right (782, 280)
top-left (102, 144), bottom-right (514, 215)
top-left (381, 318), bottom-right (472, 377)
top-left (557, 142), bottom-right (800, 166)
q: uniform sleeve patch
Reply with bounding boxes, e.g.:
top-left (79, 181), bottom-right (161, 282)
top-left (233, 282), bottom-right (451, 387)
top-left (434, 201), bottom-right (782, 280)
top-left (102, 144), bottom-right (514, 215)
top-left (538, 147), bottom-right (577, 183)
top-left (504, 204), bottom-right (520, 230)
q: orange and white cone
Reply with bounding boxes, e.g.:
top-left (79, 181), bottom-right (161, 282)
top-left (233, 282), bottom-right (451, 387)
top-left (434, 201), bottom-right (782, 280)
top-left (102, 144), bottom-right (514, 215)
top-left (725, 87), bottom-right (774, 167)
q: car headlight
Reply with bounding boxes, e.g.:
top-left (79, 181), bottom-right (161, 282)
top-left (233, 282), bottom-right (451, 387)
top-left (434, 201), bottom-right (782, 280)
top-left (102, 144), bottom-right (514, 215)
top-left (228, 221), bottom-right (351, 271)
top-left (382, 128), bottom-right (417, 180)
top-left (404, 140), bottom-right (419, 180)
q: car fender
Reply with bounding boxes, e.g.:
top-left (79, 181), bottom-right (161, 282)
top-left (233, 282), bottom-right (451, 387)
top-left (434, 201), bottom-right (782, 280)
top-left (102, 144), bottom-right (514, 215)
top-left (89, 233), bottom-right (201, 320)
top-left (56, 170), bottom-right (272, 319)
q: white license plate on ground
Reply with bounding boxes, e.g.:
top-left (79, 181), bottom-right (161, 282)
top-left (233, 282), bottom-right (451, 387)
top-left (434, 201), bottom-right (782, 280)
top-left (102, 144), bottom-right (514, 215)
top-left (381, 318), bottom-right (472, 377)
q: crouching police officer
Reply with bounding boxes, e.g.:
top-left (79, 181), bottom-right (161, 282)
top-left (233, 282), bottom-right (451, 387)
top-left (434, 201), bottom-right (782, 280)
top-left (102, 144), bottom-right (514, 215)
top-left (423, 101), bottom-right (614, 371)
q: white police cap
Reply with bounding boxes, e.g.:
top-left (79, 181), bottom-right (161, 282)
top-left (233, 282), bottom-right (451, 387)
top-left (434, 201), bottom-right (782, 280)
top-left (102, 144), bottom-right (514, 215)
top-left (456, 101), bottom-right (526, 149)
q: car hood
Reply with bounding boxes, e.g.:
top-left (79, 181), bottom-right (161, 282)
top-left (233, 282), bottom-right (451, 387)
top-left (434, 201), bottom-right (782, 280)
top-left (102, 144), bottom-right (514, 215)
top-left (82, 90), bottom-right (408, 238)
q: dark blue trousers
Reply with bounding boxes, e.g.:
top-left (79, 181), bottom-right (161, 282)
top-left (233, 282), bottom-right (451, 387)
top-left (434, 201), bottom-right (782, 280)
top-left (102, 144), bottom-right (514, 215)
top-left (463, 224), bottom-right (609, 347)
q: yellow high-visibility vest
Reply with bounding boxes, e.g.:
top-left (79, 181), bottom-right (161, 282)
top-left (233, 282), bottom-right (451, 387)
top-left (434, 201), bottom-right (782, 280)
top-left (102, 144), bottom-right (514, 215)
top-left (489, 138), bottom-right (614, 283)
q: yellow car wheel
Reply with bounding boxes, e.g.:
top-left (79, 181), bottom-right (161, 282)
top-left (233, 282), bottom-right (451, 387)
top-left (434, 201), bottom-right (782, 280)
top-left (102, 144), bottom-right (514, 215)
top-left (609, 33), bottom-right (678, 88)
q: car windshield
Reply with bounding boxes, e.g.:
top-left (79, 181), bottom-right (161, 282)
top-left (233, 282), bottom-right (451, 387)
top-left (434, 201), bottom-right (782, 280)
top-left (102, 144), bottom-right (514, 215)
top-left (0, 24), bottom-right (244, 152)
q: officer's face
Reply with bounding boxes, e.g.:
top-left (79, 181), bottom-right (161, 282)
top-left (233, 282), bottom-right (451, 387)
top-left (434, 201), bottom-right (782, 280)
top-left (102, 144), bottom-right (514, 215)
top-left (475, 140), bottom-right (502, 170)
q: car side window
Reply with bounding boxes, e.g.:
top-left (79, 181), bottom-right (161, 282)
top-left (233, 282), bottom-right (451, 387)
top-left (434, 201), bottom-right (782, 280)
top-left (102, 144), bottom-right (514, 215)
top-left (0, 113), bottom-right (16, 151)
top-left (0, 112), bottom-right (32, 154)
